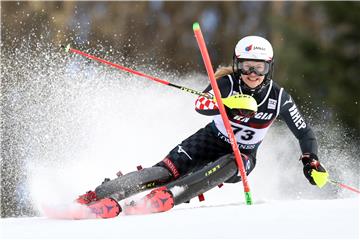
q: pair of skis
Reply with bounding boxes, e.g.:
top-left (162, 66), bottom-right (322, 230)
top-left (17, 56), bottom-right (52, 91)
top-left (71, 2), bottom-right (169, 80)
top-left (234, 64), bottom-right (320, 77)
top-left (44, 152), bottom-right (240, 219)
top-left (43, 187), bottom-right (174, 219)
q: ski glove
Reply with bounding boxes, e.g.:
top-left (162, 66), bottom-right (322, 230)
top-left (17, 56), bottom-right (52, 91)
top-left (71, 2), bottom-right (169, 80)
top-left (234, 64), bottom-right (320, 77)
top-left (300, 153), bottom-right (328, 187)
top-left (223, 94), bottom-right (257, 118)
top-left (225, 106), bottom-right (256, 119)
top-left (225, 106), bottom-right (238, 118)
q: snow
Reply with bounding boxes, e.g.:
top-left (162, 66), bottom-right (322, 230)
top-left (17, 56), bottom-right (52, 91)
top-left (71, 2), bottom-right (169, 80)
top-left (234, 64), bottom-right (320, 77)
top-left (1, 197), bottom-right (359, 239)
top-left (1, 42), bottom-right (359, 239)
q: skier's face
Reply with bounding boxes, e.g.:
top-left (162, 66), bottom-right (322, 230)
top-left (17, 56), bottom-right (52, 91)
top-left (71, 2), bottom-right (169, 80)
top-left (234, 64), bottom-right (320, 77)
top-left (240, 61), bottom-right (266, 89)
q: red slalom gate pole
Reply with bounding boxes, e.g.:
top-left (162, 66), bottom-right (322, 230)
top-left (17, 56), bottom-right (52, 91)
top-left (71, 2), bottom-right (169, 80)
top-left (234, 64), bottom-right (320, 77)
top-left (61, 44), bottom-right (209, 98)
top-left (192, 22), bottom-right (253, 205)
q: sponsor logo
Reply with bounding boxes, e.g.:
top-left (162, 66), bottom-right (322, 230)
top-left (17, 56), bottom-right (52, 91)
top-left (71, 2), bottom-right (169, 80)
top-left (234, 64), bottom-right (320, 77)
top-left (239, 117), bottom-right (250, 123)
top-left (177, 145), bottom-right (192, 160)
top-left (233, 115), bottom-right (246, 121)
top-left (233, 112), bottom-right (273, 121)
top-left (238, 143), bottom-right (256, 150)
top-left (288, 105), bottom-right (307, 130)
top-left (144, 182), bottom-right (156, 189)
top-left (205, 165), bottom-right (221, 177)
top-left (282, 96), bottom-right (293, 106)
top-left (216, 132), bottom-right (257, 150)
top-left (268, 98), bottom-right (277, 110)
top-left (245, 45), bottom-right (266, 52)
top-left (254, 46), bottom-right (266, 51)
top-left (254, 112), bottom-right (273, 120)
top-left (245, 44), bottom-right (253, 51)
top-left (162, 158), bottom-right (180, 178)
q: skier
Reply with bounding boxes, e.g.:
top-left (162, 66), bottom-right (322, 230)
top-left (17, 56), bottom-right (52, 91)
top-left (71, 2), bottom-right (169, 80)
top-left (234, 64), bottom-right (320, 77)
top-left (76, 36), bottom-right (328, 218)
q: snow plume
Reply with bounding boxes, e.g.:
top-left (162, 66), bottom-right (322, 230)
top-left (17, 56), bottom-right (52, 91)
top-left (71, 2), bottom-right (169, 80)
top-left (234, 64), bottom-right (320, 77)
top-left (253, 122), bottom-right (359, 201)
top-left (1, 37), bottom-right (209, 217)
top-left (1, 38), bottom-right (359, 218)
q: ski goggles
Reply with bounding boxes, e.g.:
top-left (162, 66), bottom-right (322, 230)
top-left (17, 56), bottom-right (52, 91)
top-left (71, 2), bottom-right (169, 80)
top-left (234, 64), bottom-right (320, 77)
top-left (237, 60), bottom-right (270, 76)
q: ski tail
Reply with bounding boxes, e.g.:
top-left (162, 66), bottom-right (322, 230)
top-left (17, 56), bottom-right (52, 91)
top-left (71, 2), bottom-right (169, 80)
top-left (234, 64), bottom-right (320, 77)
top-left (123, 187), bottom-right (174, 215)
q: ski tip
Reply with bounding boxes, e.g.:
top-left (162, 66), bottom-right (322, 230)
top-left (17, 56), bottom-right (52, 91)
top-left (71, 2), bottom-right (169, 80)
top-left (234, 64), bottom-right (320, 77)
top-left (193, 22), bottom-right (200, 31)
top-left (60, 44), bottom-right (71, 53)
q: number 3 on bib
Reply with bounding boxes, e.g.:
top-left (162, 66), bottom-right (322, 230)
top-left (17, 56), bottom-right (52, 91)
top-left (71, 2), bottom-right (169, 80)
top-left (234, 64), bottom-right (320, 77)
top-left (232, 126), bottom-right (255, 141)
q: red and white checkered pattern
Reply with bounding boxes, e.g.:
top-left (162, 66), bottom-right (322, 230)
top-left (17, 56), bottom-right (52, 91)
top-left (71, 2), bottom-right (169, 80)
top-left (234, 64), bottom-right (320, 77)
top-left (195, 96), bottom-right (218, 110)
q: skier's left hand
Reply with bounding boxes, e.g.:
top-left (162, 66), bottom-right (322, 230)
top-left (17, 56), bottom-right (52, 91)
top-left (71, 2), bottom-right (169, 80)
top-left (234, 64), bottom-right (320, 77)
top-left (300, 153), bottom-right (329, 188)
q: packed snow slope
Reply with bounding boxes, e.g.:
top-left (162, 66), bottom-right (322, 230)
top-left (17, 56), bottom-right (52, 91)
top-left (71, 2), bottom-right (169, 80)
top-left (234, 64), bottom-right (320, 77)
top-left (1, 197), bottom-right (359, 239)
top-left (1, 42), bottom-right (359, 239)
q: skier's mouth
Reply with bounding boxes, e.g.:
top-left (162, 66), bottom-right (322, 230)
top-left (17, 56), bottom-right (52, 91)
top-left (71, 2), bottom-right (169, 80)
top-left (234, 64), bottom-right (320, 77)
top-left (244, 76), bottom-right (261, 82)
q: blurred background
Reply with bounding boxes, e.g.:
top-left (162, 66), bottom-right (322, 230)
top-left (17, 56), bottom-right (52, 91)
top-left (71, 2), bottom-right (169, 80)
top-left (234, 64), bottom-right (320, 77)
top-left (1, 1), bottom-right (359, 217)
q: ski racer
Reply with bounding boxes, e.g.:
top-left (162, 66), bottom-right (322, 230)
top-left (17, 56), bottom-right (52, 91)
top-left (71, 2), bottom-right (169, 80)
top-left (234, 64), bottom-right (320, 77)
top-left (76, 36), bottom-right (328, 218)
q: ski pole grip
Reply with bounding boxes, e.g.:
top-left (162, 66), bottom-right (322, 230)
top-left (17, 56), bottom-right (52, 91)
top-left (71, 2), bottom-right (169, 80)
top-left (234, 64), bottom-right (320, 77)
top-left (60, 44), bottom-right (71, 53)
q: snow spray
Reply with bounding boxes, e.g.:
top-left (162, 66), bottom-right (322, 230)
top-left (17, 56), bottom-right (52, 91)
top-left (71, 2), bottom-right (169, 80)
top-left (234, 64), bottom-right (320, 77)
top-left (1, 37), bottom-right (359, 218)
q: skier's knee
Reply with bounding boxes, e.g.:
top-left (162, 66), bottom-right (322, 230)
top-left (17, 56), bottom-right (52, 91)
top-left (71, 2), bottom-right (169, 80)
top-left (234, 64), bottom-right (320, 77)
top-left (154, 157), bottom-right (181, 180)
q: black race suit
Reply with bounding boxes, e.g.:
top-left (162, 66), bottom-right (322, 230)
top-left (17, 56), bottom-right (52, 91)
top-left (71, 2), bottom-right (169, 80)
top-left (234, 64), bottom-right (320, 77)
top-left (96, 74), bottom-right (319, 205)
top-left (155, 73), bottom-right (318, 182)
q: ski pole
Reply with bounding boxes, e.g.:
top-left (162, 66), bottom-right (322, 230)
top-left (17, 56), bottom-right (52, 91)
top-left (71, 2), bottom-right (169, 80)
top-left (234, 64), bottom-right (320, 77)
top-left (60, 44), bottom-right (258, 114)
top-left (312, 170), bottom-right (360, 194)
top-left (193, 22), bottom-right (253, 205)
top-left (328, 179), bottom-right (360, 194)
top-left (60, 44), bottom-right (210, 99)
